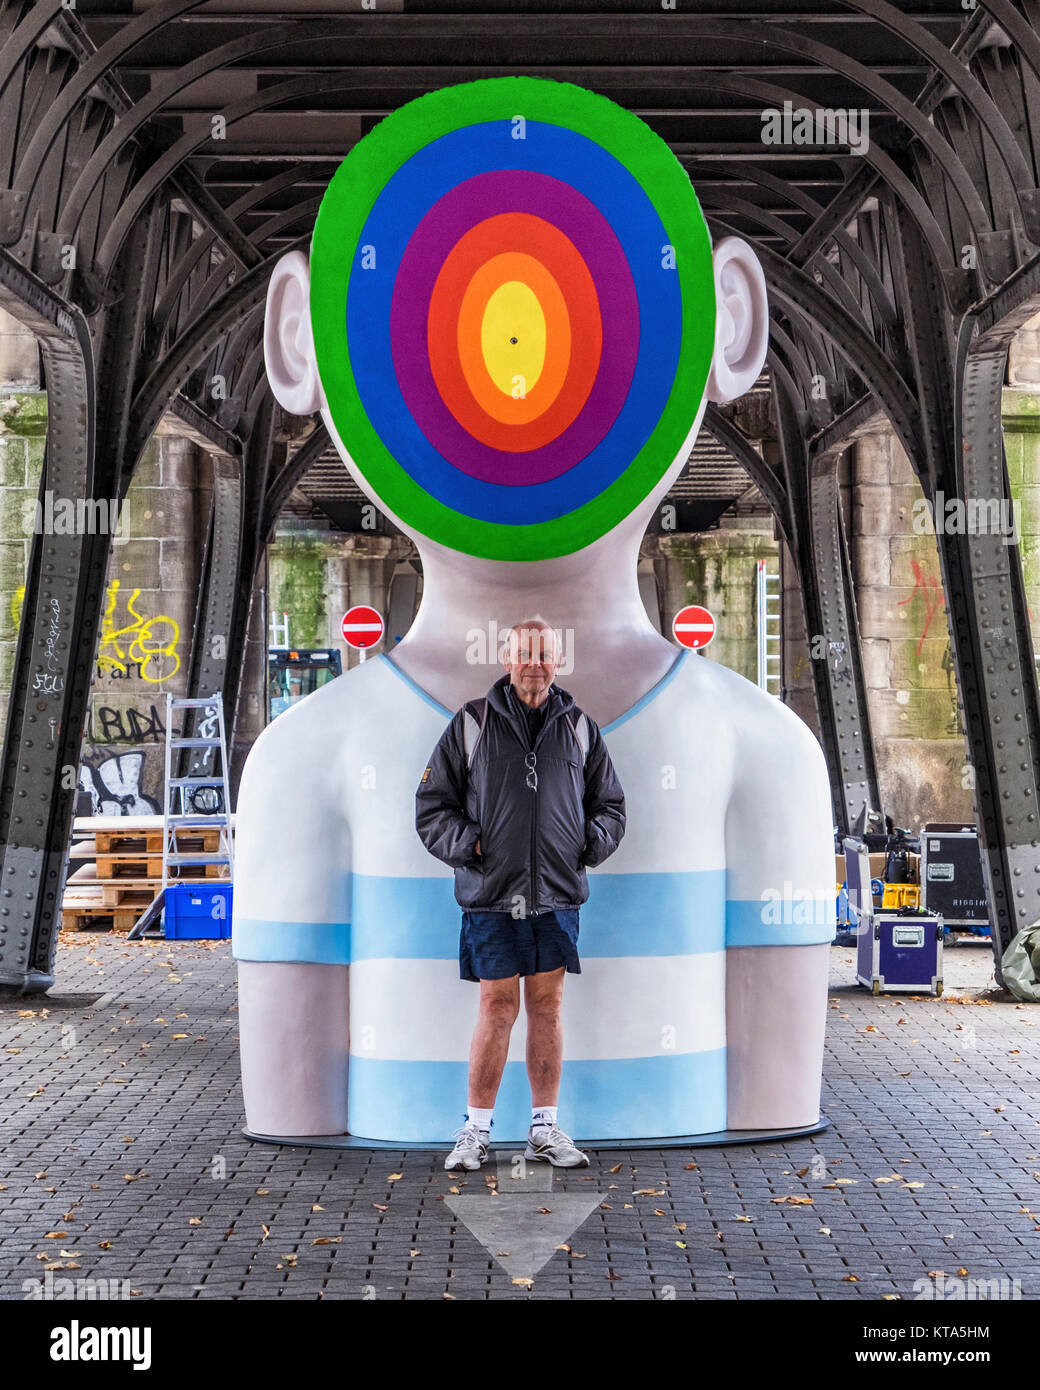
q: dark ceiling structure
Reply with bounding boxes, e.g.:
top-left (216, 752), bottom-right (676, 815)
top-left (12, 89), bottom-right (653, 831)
top-left (2, 0), bottom-right (1040, 993)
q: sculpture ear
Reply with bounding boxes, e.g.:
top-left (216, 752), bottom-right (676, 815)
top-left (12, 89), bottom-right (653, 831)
top-left (706, 237), bottom-right (769, 404)
top-left (264, 250), bottom-right (322, 415)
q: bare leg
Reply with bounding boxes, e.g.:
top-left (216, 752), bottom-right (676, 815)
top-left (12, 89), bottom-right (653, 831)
top-left (468, 975), bottom-right (520, 1108)
top-left (524, 966), bottom-right (566, 1107)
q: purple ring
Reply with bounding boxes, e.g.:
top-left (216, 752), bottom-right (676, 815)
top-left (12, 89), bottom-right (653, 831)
top-left (389, 170), bottom-right (639, 486)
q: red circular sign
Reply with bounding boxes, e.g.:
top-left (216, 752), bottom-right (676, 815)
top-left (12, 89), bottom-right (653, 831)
top-left (341, 605), bottom-right (384, 649)
top-left (672, 604), bottom-right (716, 650)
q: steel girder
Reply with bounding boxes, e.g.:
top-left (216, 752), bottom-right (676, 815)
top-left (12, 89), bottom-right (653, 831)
top-left (0, 250), bottom-right (96, 993)
top-left (773, 382), bottom-right (883, 833)
top-left (882, 185), bottom-right (1040, 975)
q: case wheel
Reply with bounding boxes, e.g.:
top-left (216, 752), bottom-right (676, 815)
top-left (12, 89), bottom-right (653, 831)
top-left (872, 980), bottom-right (880, 996)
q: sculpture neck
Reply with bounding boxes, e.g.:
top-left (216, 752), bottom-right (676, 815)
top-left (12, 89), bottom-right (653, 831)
top-left (389, 532), bottom-right (679, 724)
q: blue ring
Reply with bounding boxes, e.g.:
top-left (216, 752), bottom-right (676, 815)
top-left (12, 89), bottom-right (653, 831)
top-left (345, 121), bottom-right (683, 525)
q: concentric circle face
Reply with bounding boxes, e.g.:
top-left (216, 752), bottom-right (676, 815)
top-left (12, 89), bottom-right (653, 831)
top-left (309, 77), bottom-right (715, 560)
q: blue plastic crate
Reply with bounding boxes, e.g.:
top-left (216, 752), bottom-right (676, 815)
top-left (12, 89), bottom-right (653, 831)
top-left (164, 882), bottom-right (233, 939)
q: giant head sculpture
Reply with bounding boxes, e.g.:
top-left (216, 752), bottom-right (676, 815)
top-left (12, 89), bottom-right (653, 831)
top-left (240, 75), bottom-right (833, 1148)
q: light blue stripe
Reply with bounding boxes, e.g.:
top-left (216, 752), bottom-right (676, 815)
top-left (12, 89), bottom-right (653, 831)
top-left (346, 1050), bottom-right (727, 1142)
top-left (233, 919), bottom-right (351, 964)
top-left (379, 653), bottom-right (453, 718)
top-left (233, 869), bottom-right (732, 963)
top-left (726, 898), bottom-right (836, 947)
top-left (233, 877), bottom-right (832, 961)
top-left (600, 647), bottom-right (688, 734)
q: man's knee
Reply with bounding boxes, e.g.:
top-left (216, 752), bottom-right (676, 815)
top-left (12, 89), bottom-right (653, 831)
top-left (524, 968), bottom-right (565, 1022)
top-left (478, 978), bottom-right (520, 1026)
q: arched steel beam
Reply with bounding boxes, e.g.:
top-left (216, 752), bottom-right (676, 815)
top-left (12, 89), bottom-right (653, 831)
top-left (50, 15), bottom-right (367, 250)
top-left (127, 238), bottom-right (306, 466)
top-left (6, 0), bottom-right (218, 232)
top-left (839, 0), bottom-right (1037, 223)
top-left (974, 0), bottom-right (1040, 85)
top-left (699, 189), bottom-right (874, 331)
top-left (691, 158), bottom-right (898, 329)
top-left (753, 240), bottom-right (924, 465)
top-left (150, 175), bottom-right (322, 349)
top-left (702, 405), bottom-right (790, 545)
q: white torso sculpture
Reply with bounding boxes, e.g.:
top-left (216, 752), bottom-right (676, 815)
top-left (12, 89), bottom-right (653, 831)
top-left (232, 80), bottom-right (835, 1143)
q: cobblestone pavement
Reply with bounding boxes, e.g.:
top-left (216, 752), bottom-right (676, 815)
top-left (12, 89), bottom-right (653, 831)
top-left (1, 929), bottom-right (1037, 1301)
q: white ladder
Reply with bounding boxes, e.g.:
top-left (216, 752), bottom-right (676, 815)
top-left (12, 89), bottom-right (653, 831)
top-left (756, 559), bottom-right (782, 696)
top-left (162, 693), bottom-right (234, 891)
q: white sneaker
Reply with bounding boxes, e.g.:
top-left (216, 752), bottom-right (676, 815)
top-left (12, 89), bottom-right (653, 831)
top-left (524, 1122), bottom-right (590, 1168)
top-left (445, 1122), bottom-right (490, 1171)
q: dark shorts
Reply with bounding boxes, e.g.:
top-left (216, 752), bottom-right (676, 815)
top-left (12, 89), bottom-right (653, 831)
top-left (460, 909), bottom-right (581, 983)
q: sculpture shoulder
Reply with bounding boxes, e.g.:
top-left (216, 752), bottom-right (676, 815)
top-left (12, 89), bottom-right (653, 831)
top-left (239, 663), bottom-right (376, 794)
top-left (681, 654), bottom-right (828, 794)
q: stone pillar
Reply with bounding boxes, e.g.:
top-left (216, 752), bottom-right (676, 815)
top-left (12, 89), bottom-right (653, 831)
top-left (81, 434), bottom-right (202, 815)
top-left (848, 426), bottom-right (971, 828)
top-left (646, 518), bottom-right (779, 684)
top-left (1001, 387), bottom-right (1040, 711)
top-left (268, 523), bottom-right (330, 650)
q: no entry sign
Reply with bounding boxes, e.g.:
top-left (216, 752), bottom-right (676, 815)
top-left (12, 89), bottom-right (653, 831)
top-left (672, 604), bottom-right (716, 650)
top-left (341, 605), bottom-right (384, 649)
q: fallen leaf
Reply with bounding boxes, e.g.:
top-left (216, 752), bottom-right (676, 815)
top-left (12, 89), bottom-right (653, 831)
top-left (537, 1207), bottom-right (552, 1215)
top-left (372, 1203), bottom-right (388, 1212)
top-left (608, 1164), bottom-right (622, 1174)
top-left (43, 1232), bottom-right (68, 1239)
top-left (843, 1274), bottom-right (859, 1282)
top-left (387, 1173), bottom-right (403, 1181)
top-left (819, 1227), bottom-right (831, 1235)
top-left (735, 1215), bottom-right (752, 1222)
top-left (512, 1277), bottom-right (533, 1287)
top-left (676, 1241), bottom-right (687, 1249)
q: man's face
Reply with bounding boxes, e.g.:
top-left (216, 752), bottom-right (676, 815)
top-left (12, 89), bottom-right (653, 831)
top-left (504, 627), bottom-right (560, 698)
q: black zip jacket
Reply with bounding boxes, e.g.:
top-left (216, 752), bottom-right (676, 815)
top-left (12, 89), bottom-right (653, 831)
top-left (415, 674), bottom-right (627, 913)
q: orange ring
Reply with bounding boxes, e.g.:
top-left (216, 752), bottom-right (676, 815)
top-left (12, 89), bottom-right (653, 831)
top-left (456, 252), bottom-right (569, 425)
top-left (427, 212), bottom-right (601, 453)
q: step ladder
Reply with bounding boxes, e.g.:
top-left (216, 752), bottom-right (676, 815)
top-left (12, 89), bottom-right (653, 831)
top-left (161, 692), bottom-right (235, 891)
top-left (756, 559), bottom-right (782, 697)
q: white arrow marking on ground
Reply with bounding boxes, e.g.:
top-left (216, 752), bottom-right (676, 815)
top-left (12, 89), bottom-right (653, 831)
top-left (442, 1155), bottom-right (603, 1281)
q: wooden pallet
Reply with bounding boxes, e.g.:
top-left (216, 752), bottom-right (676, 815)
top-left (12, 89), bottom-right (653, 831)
top-left (60, 890), bottom-right (154, 934)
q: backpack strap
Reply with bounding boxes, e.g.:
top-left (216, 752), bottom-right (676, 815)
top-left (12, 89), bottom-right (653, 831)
top-left (462, 698), bottom-right (489, 769)
top-left (568, 711), bottom-right (589, 764)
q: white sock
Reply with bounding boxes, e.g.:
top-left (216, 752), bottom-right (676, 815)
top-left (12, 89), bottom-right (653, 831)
top-left (532, 1105), bottom-right (558, 1129)
top-left (466, 1106), bottom-right (493, 1132)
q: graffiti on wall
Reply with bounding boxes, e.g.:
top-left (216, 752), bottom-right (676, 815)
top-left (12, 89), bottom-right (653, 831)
top-left (78, 752), bottom-right (160, 816)
top-left (96, 580), bottom-right (180, 683)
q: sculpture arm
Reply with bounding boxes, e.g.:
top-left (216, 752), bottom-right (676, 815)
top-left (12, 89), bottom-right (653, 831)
top-left (232, 711), bottom-right (351, 1136)
top-left (723, 699), bottom-right (835, 1130)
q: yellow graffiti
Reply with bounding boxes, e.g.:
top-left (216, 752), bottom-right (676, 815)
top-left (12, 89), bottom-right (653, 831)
top-left (10, 584), bottom-right (24, 631)
top-left (97, 580), bottom-right (180, 683)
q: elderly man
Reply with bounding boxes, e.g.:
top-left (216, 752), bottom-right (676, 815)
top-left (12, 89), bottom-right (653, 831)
top-left (416, 617), bottom-right (626, 1171)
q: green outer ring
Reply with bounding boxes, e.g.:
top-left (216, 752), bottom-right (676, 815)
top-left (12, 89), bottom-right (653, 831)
top-left (309, 76), bottom-right (715, 561)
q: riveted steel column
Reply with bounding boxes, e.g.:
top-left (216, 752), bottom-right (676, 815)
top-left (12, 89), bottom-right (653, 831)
top-left (179, 454), bottom-right (242, 791)
top-left (0, 254), bottom-right (97, 994)
top-left (952, 325), bottom-right (1040, 969)
top-left (773, 384), bottom-right (882, 833)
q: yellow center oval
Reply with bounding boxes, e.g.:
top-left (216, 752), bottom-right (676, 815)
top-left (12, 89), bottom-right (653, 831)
top-left (480, 281), bottom-right (547, 396)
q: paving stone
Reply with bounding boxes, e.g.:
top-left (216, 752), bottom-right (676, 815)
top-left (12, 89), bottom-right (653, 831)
top-left (0, 933), bottom-right (1037, 1299)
